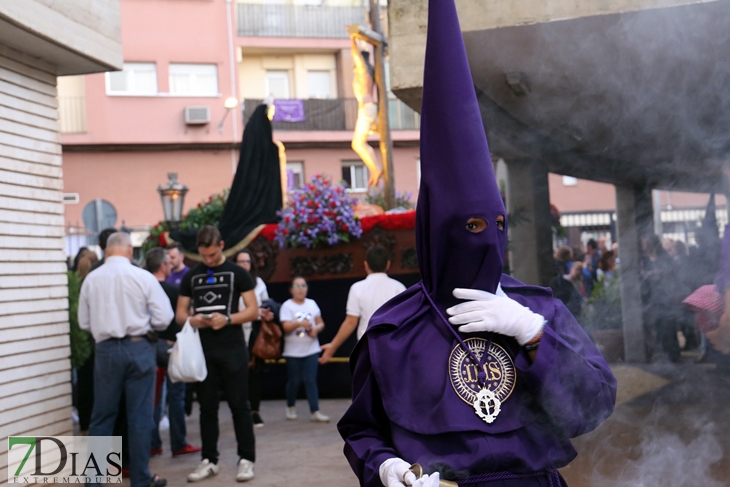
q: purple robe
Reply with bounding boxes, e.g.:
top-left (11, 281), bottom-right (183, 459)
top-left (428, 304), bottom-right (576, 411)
top-left (337, 276), bottom-right (616, 486)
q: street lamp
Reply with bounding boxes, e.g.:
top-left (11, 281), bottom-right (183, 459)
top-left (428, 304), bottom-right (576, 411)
top-left (157, 173), bottom-right (188, 228)
top-left (218, 97), bottom-right (239, 133)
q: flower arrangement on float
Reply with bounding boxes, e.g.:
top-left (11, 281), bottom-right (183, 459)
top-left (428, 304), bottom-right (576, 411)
top-left (276, 174), bottom-right (362, 249)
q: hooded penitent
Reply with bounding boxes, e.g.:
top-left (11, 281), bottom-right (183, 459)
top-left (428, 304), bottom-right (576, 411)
top-left (337, 0), bottom-right (616, 483)
top-left (416, 0), bottom-right (506, 310)
top-left (218, 104), bottom-right (282, 251)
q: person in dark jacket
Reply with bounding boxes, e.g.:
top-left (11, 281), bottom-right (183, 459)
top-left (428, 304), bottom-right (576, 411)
top-left (145, 247), bottom-right (201, 458)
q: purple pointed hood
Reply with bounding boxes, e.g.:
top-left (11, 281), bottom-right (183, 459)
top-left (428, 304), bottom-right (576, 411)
top-left (417, 0), bottom-right (506, 310)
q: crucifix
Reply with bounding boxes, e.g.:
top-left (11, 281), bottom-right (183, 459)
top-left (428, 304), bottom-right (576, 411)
top-left (347, 0), bottom-right (396, 210)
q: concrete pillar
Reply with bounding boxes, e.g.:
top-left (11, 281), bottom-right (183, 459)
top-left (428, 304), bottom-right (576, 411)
top-left (506, 160), bottom-right (555, 286)
top-left (615, 184), bottom-right (654, 363)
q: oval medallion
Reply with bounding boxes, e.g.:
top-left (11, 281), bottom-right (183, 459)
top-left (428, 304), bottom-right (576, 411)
top-left (449, 338), bottom-right (516, 406)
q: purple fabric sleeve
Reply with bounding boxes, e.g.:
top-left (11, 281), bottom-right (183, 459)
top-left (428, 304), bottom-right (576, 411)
top-left (338, 338), bottom-right (399, 487)
top-left (514, 301), bottom-right (617, 438)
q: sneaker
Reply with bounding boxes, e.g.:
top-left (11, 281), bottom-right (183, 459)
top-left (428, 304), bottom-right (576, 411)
top-left (173, 444), bottom-right (201, 457)
top-left (150, 475), bottom-right (167, 487)
top-left (150, 447), bottom-right (163, 457)
top-left (252, 412), bottom-right (264, 428)
top-left (286, 407), bottom-right (297, 420)
top-left (310, 411), bottom-right (330, 423)
top-left (236, 459), bottom-right (255, 482)
top-left (187, 459), bottom-right (219, 482)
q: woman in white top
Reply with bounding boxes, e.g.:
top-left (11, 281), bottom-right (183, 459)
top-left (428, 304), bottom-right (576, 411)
top-left (234, 250), bottom-right (271, 428)
top-left (280, 276), bottom-right (329, 423)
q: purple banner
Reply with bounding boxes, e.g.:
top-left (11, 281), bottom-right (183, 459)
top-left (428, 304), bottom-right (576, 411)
top-left (272, 99), bottom-right (306, 123)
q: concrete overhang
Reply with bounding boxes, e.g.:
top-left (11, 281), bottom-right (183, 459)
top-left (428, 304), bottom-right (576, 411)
top-left (0, 0), bottom-right (122, 75)
top-left (389, 0), bottom-right (730, 192)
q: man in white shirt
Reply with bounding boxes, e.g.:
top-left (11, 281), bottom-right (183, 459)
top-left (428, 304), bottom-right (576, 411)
top-left (79, 232), bottom-right (173, 487)
top-left (319, 245), bottom-right (406, 363)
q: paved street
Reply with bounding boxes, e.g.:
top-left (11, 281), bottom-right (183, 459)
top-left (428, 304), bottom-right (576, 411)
top-left (149, 398), bottom-right (357, 487)
top-left (145, 358), bottom-right (730, 487)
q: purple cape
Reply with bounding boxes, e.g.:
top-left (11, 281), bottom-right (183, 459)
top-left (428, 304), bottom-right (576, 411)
top-left (338, 276), bottom-right (616, 485)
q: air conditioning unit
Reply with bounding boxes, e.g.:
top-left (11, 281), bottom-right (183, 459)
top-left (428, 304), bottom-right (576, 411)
top-left (184, 106), bottom-right (210, 125)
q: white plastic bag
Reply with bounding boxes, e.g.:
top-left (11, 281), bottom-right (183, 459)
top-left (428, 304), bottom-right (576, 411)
top-left (167, 320), bottom-right (207, 383)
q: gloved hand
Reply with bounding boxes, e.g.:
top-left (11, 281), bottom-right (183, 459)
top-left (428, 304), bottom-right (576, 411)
top-left (379, 458), bottom-right (441, 487)
top-left (446, 288), bottom-right (544, 345)
top-left (379, 458), bottom-right (416, 487)
top-left (413, 473), bottom-right (440, 487)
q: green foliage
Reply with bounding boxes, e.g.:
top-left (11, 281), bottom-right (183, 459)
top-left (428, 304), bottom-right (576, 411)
top-left (180, 189), bottom-right (229, 231)
top-left (142, 221), bottom-right (169, 254)
top-left (364, 186), bottom-right (414, 210)
top-left (142, 189), bottom-right (229, 252)
top-left (67, 271), bottom-right (92, 369)
top-left (581, 274), bottom-right (623, 332)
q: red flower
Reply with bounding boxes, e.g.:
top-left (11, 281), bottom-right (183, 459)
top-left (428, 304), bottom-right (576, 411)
top-left (159, 233), bottom-right (168, 247)
top-left (341, 224), bottom-right (349, 232)
top-left (329, 202), bottom-right (336, 208)
top-left (197, 203), bottom-right (202, 207)
top-left (296, 222), bottom-right (301, 228)
top-left (283, 229), bottom-right (289, 236)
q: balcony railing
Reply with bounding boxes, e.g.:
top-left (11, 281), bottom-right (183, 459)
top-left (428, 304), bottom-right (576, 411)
top-left (58, 96), bottom-right (86, 134)
top-left (243, 98), bottom-right (420, 131)
top-left (237, 4), bottom-right (364, 38)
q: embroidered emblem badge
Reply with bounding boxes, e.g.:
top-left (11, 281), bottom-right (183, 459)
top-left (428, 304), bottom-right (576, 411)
top-left (448, 338), bottom-right (516, 423)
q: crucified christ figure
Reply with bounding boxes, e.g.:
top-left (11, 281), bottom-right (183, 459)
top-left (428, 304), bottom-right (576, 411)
top-left (350, 35), bottom-right (382, 187)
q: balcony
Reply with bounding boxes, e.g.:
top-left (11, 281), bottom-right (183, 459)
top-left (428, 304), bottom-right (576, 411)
top-left (243, 98), bottom-right (420, 131)
top-left (237, 4), bottom-right (364, 38)
top-left (58, 96), bottom-right (86, 134)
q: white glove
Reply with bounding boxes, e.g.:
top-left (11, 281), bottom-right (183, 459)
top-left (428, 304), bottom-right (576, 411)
top-left (446, 288), bottom-right (544, 345)
top-left (413, 473), bottom-right (440, 487)
top-left (379, 458), bottom-right (416, 487)
top-left (379, 458), bottom-right (441, 487)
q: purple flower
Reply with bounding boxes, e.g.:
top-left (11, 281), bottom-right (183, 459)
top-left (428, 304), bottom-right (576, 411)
top-left (276, 174), bottom-right (362, 249)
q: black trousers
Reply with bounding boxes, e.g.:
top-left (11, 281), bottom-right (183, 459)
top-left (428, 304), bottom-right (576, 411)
top-left (198, 345), bottom-right (256, 463)
top-left (247, 322), bottom-right (263, 412)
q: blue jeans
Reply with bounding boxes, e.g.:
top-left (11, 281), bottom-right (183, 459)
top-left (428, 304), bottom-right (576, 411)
top-left (89, 338), bottom-right (155, 487)
top-left (151, 341), bottom-right (187, 452)
top-left (285, 353), bottom-right (320, 412)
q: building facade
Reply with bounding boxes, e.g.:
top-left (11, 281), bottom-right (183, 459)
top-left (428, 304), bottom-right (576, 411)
top-left (59, 0), bottom-right (420, 255)
top-left (0, 0), bottom-right (122, 472)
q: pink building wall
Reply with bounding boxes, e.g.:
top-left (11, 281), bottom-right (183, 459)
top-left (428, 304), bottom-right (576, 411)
top-left (62, 0), bottom-right (240, 146)
top-left (547, 173), bottom-right (726, 213)
top-left (62, 146), bottom-right (421, 228)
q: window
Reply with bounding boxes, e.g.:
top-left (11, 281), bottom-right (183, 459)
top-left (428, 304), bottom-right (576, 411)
top-left (307, 71), bottom-right (332, 99)
top-left (169, 64), bottom-right (218, 96)
top-left (265, 70), bottom-right (290, 99)
top-left (107, 63), bottom-right (157, 95)
top-left (287, 162), bottom-right (304, 191)
top-left (342, 161), bottom-right (368, 192)
top-left (562, 176), bottom-right (578, 186)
